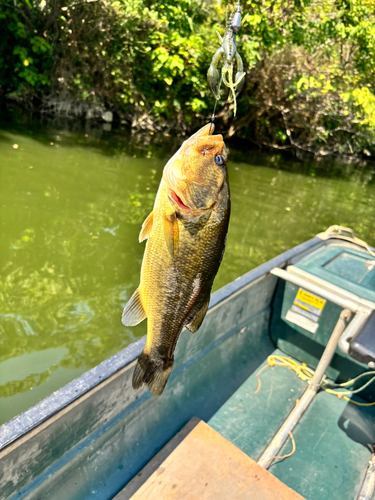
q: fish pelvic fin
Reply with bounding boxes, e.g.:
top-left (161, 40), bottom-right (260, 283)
top-left (132, 351), bottom-right (174, 397)
top-left (163, 213), bottom-right (179, 257)
top-left (121, 287), bottom-right (146, 326)
top-left (139, 211), bottom-right (154, 243)
top-left (185, 298), bottom-right (210, 334)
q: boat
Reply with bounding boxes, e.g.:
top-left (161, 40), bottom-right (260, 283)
top-left (1, 226), bottom-right (374, 500)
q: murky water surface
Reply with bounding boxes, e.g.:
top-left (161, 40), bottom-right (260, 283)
top-left (1, 115), bottom-right (374, 425)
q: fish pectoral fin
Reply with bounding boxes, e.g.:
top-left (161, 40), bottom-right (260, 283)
top-left (122, 287), bottom-right (146, 326)
top-left (185, 298), bottom-right (210, 334)
top-left (139, 211), bottom-right (154, 242)
top-left (163, 213), bottom-right (179, 256)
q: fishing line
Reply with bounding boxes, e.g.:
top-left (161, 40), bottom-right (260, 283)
top-left (207, 0), bottom-right (244, 132)
top-left (208, 1), bottom-right (228, 135)
top-left (209, 77), bottom-right (223, 135)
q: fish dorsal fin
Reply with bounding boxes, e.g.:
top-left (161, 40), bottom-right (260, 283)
top-left (163, 213), bottom-right (179, 257)
top-left (139, 212), bottom-right (154, 243)
top-left (122, 287), bottom-right (146, 326)
top-left (186, 298), bottom-right (210, 334)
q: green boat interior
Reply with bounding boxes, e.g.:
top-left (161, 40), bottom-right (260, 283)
top-left (122, 238), bottom-right (375, 500)
top-left (1, 234), bottom-right (375, 500)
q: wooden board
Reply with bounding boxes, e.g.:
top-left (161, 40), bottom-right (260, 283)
top-left (131, 421), bottom-right (305, 500)
top-left (114, 418), bottom-right (201, 500)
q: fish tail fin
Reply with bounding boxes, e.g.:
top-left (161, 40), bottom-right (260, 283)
top-left (132, 351), bottom-right (173, 397)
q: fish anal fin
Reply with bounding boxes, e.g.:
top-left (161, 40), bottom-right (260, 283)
top-left (186, 298), bottom-right (210, 334)
top-left (163, 213), bottom-right (179, 257)
top-left (122, 287), bottom-right (146, 326)
top-left (139, 212), bottom-right (154, 243)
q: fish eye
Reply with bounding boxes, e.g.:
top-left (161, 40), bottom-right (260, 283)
top-left (215, 155), bottom-right (225, 166)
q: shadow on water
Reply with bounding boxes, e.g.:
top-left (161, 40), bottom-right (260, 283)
top-left (2, 107), bottom-right (375, 184)
top-left (0, 108), bottom-right (182, 161)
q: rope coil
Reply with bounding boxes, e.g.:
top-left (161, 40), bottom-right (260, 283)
top-left (255, 355), bottom-right (375, 407)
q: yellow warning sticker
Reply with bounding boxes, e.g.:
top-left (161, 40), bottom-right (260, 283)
top-left (295, 289), bottom-right (326, 310)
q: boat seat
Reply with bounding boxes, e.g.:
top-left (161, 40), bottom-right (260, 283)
top-left (130, 420), bottom-right (305, 500)
top-left (349, 312), bottom-right (375, 365)
top-left (270, 276), bottom-right (375, 403)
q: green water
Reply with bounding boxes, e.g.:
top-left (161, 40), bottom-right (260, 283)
top-left (0, 117), bottom-right (374, 426)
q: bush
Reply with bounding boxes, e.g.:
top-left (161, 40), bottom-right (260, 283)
top-left (233, 0), bottom-right (375, 155)
top-left (0, 0), bottom-right (218, 129)
top-left (1, 0), bottom-right (375, 156)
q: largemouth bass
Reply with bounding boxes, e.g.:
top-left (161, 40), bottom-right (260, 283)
top-left (122, 123), bottom-right (230, 396)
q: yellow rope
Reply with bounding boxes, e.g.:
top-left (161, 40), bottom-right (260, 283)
top-left (267, 431), bottom-right (296, 463)
top-left (255, 364), bottom-right (268, 394)
top-left (255, 355), bottom-right (375, 407)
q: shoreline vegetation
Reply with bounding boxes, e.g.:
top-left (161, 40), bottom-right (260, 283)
top-left (1, 0), bottom-right (375, 159)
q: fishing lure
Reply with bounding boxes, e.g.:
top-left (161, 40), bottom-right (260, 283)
top-left (207, 3), bottom-right (245, 116)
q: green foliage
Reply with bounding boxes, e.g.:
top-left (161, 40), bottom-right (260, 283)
top-left (0, 1), bottom-right (52, 92)
top-left (0, 0), bottom-right (217, 125)
top-left (235, 0), bottom-right (375, 155)
top-left (0, 0), bottom-right (375, 155)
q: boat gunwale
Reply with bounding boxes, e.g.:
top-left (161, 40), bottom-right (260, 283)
top-left (0, 236), bottom-right (322, 451)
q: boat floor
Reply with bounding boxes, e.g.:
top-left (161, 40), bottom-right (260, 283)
top-left (124, 348), bottom-right (375, 500)
top-left (209, 348), bottom-right (375, 500)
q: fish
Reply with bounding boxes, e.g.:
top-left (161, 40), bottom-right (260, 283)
top-left (121, 123), bottom-right (230, 396)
